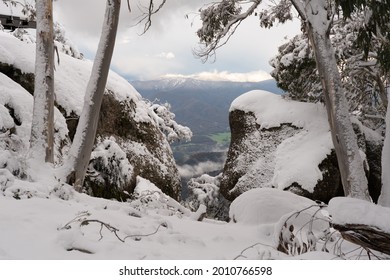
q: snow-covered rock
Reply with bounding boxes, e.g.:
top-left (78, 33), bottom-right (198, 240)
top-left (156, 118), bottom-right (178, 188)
top-left (220, 90), bottom-right (341, 202)
top-left (0, 30), bottom-right (181, 200)
top-left (221, 90), bottom-right (382, 203)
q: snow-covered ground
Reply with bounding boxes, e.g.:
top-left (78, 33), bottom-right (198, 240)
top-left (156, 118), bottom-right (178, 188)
top-left (0, 177), bottom-right (274, 259)
top-left (1, 175), bottom-right (388, 260)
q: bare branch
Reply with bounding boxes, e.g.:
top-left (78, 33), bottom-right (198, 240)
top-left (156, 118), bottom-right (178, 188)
top-left (133, 0), bottom-right (167, 35)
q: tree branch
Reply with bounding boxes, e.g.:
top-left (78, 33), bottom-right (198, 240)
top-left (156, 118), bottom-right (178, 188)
top-left (195, 0), bottom-right (261, 62)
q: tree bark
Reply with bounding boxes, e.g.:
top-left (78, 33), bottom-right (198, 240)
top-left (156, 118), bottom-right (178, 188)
top-left (333, 223), bottom-right (390, 256)
top-left (307, 26), bottom-right (370, 201)
top-left (290, 0), bottom-right (371, 201)
top-left (30, 0), bottom-right (55, 164)
top-left (378, 80), bottom-right (390, 206)
top-left (65, 0), bottom-right (121, 191)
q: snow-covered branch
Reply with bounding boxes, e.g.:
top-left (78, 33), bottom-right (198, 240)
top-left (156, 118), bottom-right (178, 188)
top-left (148, 101), bottom-right (192, 143)
top-left (195, 0), bottom-right (261, 62)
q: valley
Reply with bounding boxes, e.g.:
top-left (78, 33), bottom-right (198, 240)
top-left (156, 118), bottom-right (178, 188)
top-left (133, 77), bottom-right (284, 196)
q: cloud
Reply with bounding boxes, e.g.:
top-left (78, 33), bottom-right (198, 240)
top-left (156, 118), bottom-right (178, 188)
top-left (156, 52), bottom-right (175, 60)
top-left (163, 70), bottom-right (272, 82)
top-left (178, 161), bottom-right (223, 178)
top-left (53, 0), bottom-right (301, 81)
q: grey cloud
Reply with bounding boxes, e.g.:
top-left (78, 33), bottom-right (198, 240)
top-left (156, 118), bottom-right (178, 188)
top-left (53, 0), bottom-right (301, 80)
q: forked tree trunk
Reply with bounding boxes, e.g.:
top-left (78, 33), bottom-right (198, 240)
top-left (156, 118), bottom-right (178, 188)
top-left (292, 0), bottom-right (371, 201)
top-left (65, 0), bottom-right (121, 191)
top-left (30, 0), bottom-right (55, 163)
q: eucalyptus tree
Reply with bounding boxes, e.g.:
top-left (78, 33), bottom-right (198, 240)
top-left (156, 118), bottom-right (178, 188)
top-left (30, 0), bottom-right (55, 164)
top-left (64, 0), bottom-right (122, 191)
top-left (64, 0), bottom-right (168, 191)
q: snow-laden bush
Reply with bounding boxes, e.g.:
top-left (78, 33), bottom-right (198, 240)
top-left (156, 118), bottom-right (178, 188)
top-left (9, 20), bottom-right (82, 59)
top-left (148, 101), bottom-right (192, 143)
top-left (185, 173), bottom-right (230, 221)
top-left (84, 137), bottom-right (133, 199)
top-left (53, 22), bottom-right (82, 59)
top-left (0, 134), bottom-right (26, 179)
top-left (129, 176), bottom-right (191, 217)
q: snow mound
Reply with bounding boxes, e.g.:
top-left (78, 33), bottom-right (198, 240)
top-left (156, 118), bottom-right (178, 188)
top-left (229, 188), bottom-right (318, 225)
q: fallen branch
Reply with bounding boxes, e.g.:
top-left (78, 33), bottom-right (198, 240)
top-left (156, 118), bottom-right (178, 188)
top-left (59, 212), bottom-right (167, 244)
top-left (332, 223), bottom-right (390, 256)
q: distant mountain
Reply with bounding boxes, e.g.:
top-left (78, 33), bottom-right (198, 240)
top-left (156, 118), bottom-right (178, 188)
top-left (132, 78), bottom-right (284, 136)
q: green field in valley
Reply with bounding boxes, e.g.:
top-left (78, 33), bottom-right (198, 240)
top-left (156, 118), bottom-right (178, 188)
top-left (208, 132), bottom-right (231, 145)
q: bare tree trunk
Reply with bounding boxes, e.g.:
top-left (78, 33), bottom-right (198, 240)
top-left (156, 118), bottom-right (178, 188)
top-left (30, 0), bottom-right (55, 164)
top-left (64, 0), bottom-right (121, 191)
top-left (379, 78), bottom-right (390, 206)
top-left (305, 23), bottom-right (371, 201)
top-left (289, 0), bottom-right (370, 200)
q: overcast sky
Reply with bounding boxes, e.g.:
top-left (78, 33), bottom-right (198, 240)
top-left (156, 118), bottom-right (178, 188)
top-left (3, 0), bottom-right (301, 82)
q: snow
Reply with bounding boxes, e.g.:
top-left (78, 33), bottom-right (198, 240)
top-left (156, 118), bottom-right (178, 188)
top-left (229, 188), bottom-right (318, 225)
top-left (230, 90), bottom-right (333, 192)
top-left (2, 177), bottom-right (385, 259)
top-left (0, 30), bottom-right (144, 118)
top-left (0, 178), bottom-right (272, 259)
top-left (329, 197), bottom-right (390, 233)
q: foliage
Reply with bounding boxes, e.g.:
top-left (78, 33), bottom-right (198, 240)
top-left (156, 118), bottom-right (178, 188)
top-left (2, 0), bottom-right (36, 21)
top-left (197, 0), bottom-right (242, 45)
top-left (258, 0), bottom-right (293, 28)
top-left (337, 0), bottom-right (390, 72)
top-left (84, 137), bottom-right (133, 198)
top-left (270, 13), bottom-right (388, 132)
top-left (269, 34), bottom-right (322, 102)
top-left (196, 0), bottom-right (259, 61)
top-left (53, 22), bottom-right (83, 59)
top-left (185, 174), bottom-right (230, 221)
top-left (148, 101), bottom-right (192, 143)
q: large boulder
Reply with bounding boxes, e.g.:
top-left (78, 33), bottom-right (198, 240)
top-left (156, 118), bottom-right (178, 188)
top-left (220, 90), bottom-right (382, 203)
top-left (0, 31), bottom-right (181, 200)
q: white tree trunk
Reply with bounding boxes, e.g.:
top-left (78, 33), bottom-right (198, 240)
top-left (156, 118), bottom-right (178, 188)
top-left (65, 0), bottom-right (121, 191)
top-left (379, 83), bottom-right (390, 206)
top-left (292, 0), bottom-right (371, 200)
top-left (30, 0), bottom-right (55, 164)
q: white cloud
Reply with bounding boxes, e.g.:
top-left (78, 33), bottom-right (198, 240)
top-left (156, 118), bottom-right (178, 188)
top-left (178, 161), bottom-right (223, 178)
top-left (156, 52), bottom-right (175, 60)
top-left (163, 70), bottom-right (272, 82)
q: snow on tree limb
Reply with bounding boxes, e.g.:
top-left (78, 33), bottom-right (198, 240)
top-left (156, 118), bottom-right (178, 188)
top-left (29, 0), bottom-right (55, 164)
top-left (65, 0), bottom-right (121, 191)
top-left (195, 0), bottom-right (261, 62)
